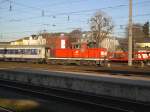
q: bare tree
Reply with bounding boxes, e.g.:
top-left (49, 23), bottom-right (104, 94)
top-left (90, 10), bottom-right (113, 48)
top-left (69, 29), bottom-right (82, 43)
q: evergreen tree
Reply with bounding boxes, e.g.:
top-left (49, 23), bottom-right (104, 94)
top-left (143, 21), bottom-right (149, 38)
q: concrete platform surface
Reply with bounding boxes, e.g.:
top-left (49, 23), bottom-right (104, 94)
top-left (0, 68), bottom-right (150, 103)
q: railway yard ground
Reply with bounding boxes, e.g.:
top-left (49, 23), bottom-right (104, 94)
top-left (0, 61), bottom-right (149, 72)
top-left (0, 61), bottom-right (150, 80)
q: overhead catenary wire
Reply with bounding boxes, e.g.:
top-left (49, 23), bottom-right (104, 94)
top-left (0, 0), bottom-right (150, 40)
top-left (1, 0), bottom-right (149, 23)
top-left (1, 0), bottom-right (150, 19)
top-left (1, 0), bottom-right (89, 15)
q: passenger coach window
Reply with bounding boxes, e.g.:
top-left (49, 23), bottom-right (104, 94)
top-left (9, 50), bottom-right (14, 54)
top-left (31, 49), bottom-right (37, 55)
top-left (22, 49), bottom-right (25, 54)
top-left (0, 49), bottom-right (38, 55)
top-left (7, 50), bottom-right (11, 54)
top-left (0, 50), bottom-right (4, 54)
top-left (18, 49), bottom-right (22, 54)
top-left (25, 49), bottom-right (30, 54)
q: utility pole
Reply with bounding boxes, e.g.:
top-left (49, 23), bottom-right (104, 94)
top-left (128, 0), bottom-right (133, 66)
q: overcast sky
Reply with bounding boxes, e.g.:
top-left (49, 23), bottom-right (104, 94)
top-left (0, 0), bottom-right (150, 41)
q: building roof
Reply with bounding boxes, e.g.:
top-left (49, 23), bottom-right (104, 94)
top-left (0, 42), bottom-right (11, 45)
top-left (23, 37), bottom-right (29, 40)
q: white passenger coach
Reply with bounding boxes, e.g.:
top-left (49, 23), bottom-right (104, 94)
top-left (0, 45), bottom-right (47, 62)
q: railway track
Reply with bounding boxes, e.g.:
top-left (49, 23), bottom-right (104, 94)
top-left (0, 63), bottom-right (150, 78)
top-left (0, 62), bottom-right (150, 78)
top-left (0, 106), bottom-right (14, 112)
top-left (94, 69), bottom-right (150, 77)
top-left (0, 79), bottom-right (150, 112)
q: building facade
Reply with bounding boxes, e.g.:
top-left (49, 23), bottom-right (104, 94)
top-left (10, 35), bottom-right (46, 45)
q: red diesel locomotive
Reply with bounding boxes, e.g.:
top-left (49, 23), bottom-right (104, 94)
top-left (47, 48), bottom-right (107, 65)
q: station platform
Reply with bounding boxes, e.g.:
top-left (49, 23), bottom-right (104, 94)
top-left (0, 68), bottom-right (150, 103)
